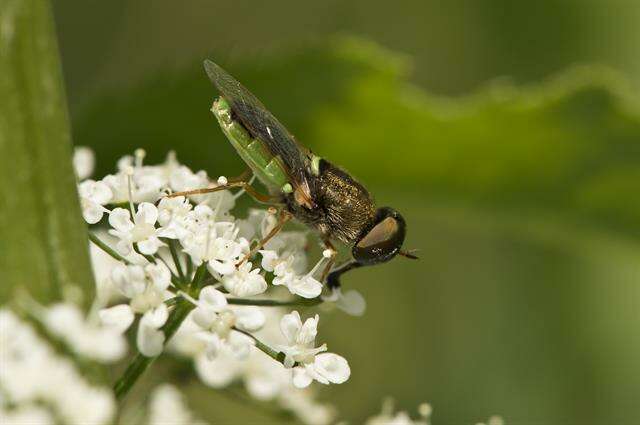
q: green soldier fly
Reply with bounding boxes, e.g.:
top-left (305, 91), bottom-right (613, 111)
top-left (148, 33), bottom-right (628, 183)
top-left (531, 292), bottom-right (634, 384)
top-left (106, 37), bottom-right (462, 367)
top-left (169, 60), bottom-right (417, 289)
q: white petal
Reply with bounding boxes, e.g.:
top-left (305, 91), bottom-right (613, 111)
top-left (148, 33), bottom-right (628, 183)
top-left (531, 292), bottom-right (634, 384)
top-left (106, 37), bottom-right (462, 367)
top-left (137, 322), bottom-right (165, 357)
top-left (314, 353), bottom-right (351, 384)
top-left (233, 307), bottom-right (265, 332)
top-left (280, 311), bottom-right (302, 344)
top-left (99, 305), bottom-right (134, 333)
top-left (142, 304), bottom-right (169, 329)
top-left (336, 289), bottom-right (367, 317)
top-left (195, 353), bottom-right (241, 388)
top-left (207, 260), bottom-right (236, 276)
top-left (146, 262), bottom-right (171, 291)
top-left (73, 146), bottom-right (95, 180)
top-left (296, 315), bottom-right (319, 345)
top-left (82, 203), bottom-right (105, 224)
top-left (245, 375), bottom-right (282, 401)
top-left (136, 202), bottom-right (158, 225)
top-left (259, 250), bottom-right (279, 272)
top-left (199, 286), bottom-right (228, 309)
top-left (192, 307), bottom-right (217, 330)
top-left (137, 236), bottom-right (162, 255)
top-left (292, 367), bottom-right (313, 389)
top-left (109, 208), bottom-right (134, 232)
top-left (289, 275), bottom-right (322, 299)
top-left (91, 181), bottom-right (113, 204)
top-left (227, 331), bottom-right (254, 359)
top-left (116, 239), bottom-right (133, 256)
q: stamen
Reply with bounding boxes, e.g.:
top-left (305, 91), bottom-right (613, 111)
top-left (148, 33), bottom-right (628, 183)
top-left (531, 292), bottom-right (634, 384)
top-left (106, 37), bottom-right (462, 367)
top-left (134, 148), bottom-right (146, 168)
top-left (125, 166), bottom-right (136, 221)
top-left (212, 189), bottom-right (224, 221)
top-left (306, 255), bottom-right (328, 279)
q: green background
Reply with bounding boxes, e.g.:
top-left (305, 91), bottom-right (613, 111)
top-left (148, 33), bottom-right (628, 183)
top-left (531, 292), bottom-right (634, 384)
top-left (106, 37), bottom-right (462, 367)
top-left (53, 1), bottom-right (640, 423)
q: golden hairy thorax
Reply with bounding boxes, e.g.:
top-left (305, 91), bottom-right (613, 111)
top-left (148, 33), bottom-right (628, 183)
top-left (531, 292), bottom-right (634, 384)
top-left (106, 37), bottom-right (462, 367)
top-left (313, 162), bottom-right (377, 243)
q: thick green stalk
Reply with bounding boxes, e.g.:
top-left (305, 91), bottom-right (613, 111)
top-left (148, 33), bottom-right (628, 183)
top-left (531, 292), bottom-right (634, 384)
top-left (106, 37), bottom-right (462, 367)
top-left (114, 298), bottom-right (195, 400)
top-left (0, 0), bottom-right (94, 304)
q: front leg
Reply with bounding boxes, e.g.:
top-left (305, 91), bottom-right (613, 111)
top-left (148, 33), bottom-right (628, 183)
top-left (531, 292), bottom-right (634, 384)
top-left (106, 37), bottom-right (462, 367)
top-left (326, 260), bottom-right (363, 290)
top-left (236, 209), bottom-right (292, 267)
top-left (167, 180), bottom-right (279, 204)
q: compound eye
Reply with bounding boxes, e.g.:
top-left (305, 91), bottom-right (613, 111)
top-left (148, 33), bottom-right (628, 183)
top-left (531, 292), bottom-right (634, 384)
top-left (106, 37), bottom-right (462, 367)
top-left (353, 216), bottom-right (404, 265)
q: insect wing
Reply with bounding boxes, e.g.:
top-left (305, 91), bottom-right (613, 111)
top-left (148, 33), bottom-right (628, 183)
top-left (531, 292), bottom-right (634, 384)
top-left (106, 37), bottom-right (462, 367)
top-left (204, 60), bottom-right (315, 207)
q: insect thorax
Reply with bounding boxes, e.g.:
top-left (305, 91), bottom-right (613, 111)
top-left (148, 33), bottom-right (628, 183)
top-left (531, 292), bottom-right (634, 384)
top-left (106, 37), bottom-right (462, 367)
top-left (286, 160), bottom-right (377, 244)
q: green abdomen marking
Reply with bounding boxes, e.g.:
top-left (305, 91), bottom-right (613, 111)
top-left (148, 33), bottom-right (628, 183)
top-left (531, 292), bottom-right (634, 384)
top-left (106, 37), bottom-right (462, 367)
top-left (212, 97), bottom-right (290, 194)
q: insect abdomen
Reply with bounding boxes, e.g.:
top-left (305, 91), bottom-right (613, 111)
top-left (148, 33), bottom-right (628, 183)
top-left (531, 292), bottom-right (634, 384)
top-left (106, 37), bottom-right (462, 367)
top-left (212, 97), bottom-right (289, 193)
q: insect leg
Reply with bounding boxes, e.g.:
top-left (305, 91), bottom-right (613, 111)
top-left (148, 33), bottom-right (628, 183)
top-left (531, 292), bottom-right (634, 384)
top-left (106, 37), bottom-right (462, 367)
top-left (236, 210), bottom-right (292, 267)
top-left (167, 181), bottom-right (278, 204)
top-left (326, 260), bottom-right (363, 290)
top-left (319, 239), bottom-right (337, 283)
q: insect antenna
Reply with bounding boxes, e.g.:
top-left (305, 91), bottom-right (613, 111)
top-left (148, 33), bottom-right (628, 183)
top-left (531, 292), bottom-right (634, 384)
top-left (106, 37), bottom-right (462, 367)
top-left (399, 249), bottom-right (419, 260)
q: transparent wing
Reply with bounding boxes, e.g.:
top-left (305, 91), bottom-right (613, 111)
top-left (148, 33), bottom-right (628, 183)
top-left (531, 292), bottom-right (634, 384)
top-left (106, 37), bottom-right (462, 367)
top-left (204, 60), bottom-right (315, 206)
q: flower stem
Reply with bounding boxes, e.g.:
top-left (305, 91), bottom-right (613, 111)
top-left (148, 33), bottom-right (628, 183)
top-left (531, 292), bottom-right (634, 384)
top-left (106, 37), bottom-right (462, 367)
top-left (168, 239), bottom-right (186, 282)
top-left (233, 327), bottom-right (288, 366)
top-left (227, 297), bottom-right (323, 307)
top-left (89, 232), bottom-right (131, 265)
top-left (113, 298), bottom-right (195, 400)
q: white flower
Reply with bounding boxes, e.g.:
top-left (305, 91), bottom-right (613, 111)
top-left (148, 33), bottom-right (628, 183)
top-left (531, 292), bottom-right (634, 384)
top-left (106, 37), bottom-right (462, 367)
top-left (73, 146), bottom-right (95, 180)
top-left (99, 304), bottom-right (135, 333)
top-left (262, 251), bottom-right (322, 299)
top-left (195, 349), bottom-right (244, 388)
top-left (43, 303), bottom-right (127, 362)
top-left (279, 388), bottom-right (336, 425)
top-left (110, 263), bottom-right (171, 313)
top-left (191, 286), bottom-right (228, 330)
top-left (101, 263), bottom-right (171, 356)
top-left (148, 385), bottom-right (206, 425)
top-left (78, 180), bottom-right (112, 224)
top-left (279, 311), bottom-right (325, 368)
top-left (156, 196), bottom-right (192, 239)
top-left (233, 307), bottom-right (266, 332)
top-left (137, 303), bottom-right (169, 357)
top-left (365, 400), bottom-right (432, 425)
top-left (108, 203), bottom-right (164, 255)
top-left (0, 309), bottom-right (116, 425)
top-left (278, 311), bottom-right (350, 388)
top-left (179, 207), bottom-right (249, 274)
top-left (323, 287), bottom-right (367, 317)
top-left (104, 153), bottom-right (167, 203)
top-left (221, 262), bottom-right (267, 297)
top-left (190, 287), bottom-right (254, 360)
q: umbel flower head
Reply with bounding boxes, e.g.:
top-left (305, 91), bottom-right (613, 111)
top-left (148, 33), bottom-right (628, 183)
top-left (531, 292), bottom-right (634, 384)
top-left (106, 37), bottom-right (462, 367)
top-left (73, 147), bottom-right (366, 424)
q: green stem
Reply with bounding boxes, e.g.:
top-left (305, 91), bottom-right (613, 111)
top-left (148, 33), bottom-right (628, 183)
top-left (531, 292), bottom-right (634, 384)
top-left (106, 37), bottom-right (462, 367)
top-left (227, 297), bottom-right (323, 307)
top-left (234, 327), bottom-right (288, 365)
top-left (89, 232), bottom-right (131, 265)
top-left (167, 239), bottom-right (186, 282)
top-left (191, 263), bottom-right (208, 290)
top-left (113, 299), bottom-right (195, 400)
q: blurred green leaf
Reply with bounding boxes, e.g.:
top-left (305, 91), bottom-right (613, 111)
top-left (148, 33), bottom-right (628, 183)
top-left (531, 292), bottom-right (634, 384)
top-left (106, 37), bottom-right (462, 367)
top-left (0, 0), bottom-right (94, 304)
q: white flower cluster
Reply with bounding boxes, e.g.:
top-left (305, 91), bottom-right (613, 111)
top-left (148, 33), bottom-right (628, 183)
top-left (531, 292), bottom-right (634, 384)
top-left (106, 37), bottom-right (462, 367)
top-left (76, 147), bottom-right (361, 424)
top-left (147, 384), bottom-right (206, 425)
top-left (0, 309), bottom-right (116, 425)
